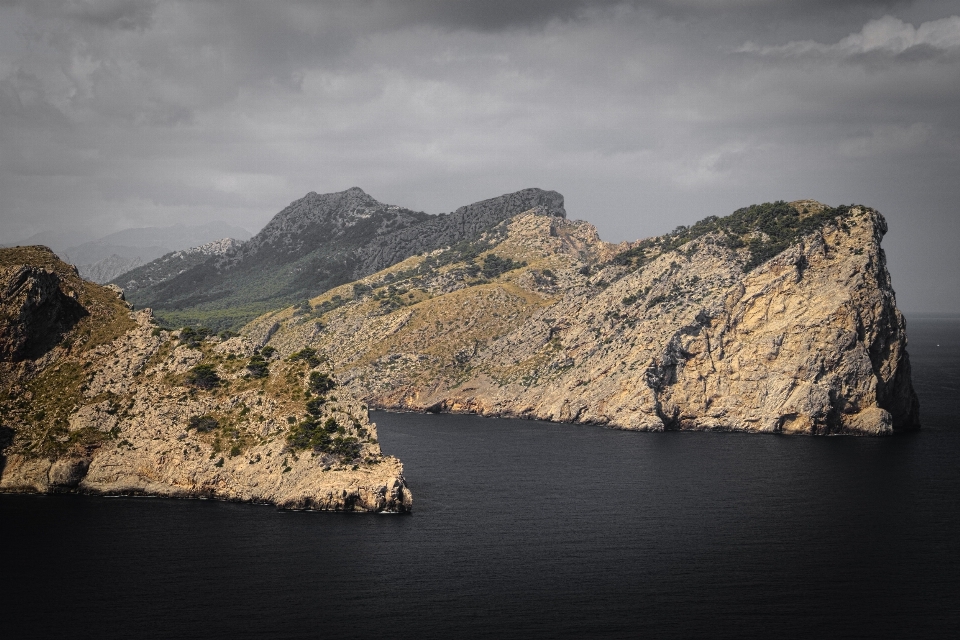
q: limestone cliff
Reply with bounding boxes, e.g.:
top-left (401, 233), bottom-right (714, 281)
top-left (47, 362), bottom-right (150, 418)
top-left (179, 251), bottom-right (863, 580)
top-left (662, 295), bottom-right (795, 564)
top-left (251, 200), bottom-right (919, 435)
top-left (0, 246), bottom-right (411, 511)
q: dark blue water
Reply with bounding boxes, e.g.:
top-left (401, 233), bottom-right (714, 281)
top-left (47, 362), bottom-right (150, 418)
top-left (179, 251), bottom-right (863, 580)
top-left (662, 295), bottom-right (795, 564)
top-left (2, 317), bottom-right (959, 639)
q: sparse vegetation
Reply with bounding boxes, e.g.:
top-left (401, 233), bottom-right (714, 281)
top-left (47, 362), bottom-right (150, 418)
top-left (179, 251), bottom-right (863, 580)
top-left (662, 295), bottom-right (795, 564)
top-left (613, 201), bottom-right (857, 272)
top-left (188, 415), bottom-right (219, 432)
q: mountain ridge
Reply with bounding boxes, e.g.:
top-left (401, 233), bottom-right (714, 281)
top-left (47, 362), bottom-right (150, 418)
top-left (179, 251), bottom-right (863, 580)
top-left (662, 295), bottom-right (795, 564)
top-left (116, 187), bottom-right (565, 329)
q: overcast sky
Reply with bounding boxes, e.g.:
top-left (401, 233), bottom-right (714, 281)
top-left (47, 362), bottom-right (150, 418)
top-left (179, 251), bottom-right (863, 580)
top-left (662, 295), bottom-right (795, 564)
top-left (1, 0), bottom-right (958, 311)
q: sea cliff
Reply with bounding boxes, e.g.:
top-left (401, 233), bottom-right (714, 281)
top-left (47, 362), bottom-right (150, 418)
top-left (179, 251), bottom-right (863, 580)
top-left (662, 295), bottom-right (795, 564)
top-left (0, 246), bottom-right (411, 511)
top-left (251, 200), bottom-right (919, 435)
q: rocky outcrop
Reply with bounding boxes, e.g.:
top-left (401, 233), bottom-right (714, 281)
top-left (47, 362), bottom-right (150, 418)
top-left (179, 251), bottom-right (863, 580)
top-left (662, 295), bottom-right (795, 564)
top-left (0, 246), bottom-right (411, 511)
top-left (255, 200), bottom-right (919, 436)
top-left (0, 249), bottom-right (88, 361)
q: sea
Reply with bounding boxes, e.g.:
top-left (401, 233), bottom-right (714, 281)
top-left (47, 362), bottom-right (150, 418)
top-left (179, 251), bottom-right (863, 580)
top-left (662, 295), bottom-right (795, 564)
top-left (1, 315), bottom-right (958, 639)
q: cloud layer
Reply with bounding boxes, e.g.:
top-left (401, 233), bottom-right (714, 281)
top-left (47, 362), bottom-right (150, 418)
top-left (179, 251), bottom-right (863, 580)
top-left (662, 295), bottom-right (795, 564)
top-left (1, 0), bottom-right (958, 311)
top-left (739, 14), bottom-right (960, 57)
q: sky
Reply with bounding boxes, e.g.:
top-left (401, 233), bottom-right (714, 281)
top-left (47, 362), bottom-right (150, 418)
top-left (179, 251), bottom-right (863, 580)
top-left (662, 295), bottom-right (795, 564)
top-left (1, 0), bottom-right (958, 312)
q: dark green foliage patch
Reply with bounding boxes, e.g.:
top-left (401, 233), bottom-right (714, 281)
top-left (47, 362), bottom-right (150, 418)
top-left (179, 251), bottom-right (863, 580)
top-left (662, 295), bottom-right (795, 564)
top-left (613, 201), bottom-right (856, 272)
top-left (185, 363), bottom-right (221, 389)
top-left (481, 254), bottom-right (526, 279)
top-left (308, 371), bottom-right (336, 394)
top-left (289, 347), bottom-right (323, 368)
top-left (246, 355), bottom-right (270, 378)
top-left (179, 326), bottom-right (213, 348)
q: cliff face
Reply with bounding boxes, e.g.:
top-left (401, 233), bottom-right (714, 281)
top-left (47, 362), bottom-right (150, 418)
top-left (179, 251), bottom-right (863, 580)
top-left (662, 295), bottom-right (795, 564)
top-left (252, 201), bottom-right (919, 435)
top-left (0, 247), bottom-right (411, 511)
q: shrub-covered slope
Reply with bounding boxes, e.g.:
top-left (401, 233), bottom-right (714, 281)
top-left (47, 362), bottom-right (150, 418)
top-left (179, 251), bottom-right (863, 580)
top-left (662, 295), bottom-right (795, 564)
top-left (0, 247), bottom-right (411, 511)
top-left (248, 200), bottom-right (919, 436)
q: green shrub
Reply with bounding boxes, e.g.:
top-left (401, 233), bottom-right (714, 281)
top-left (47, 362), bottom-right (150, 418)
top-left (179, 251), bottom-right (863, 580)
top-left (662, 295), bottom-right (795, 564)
top-left (186, 363), bottom-right (220, 389)
top-left (289, 347), bottom-right (323, 368)
top-left (306, 397), bottom-right (326, 416)
top-left (293, 300), bottom-right (312, 315)
top-left (353, 282), bottom-right (373, 298)
top-left (179, 325), bottom-right (214, 348)
top-left (246, 355), bottom-right (270, 378)
top-left (481, 254), bottom-right (526, 279)
top-left (308, 371), bottom-right (336, 394)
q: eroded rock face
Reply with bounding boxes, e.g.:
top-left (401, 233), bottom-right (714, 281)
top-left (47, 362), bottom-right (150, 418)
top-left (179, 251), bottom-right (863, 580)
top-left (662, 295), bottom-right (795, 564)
top-left (0, 259), bottom-right (87, 361)
top-left (0, 247), bottom-right (411, 511)
top-left (257, 202), bottom-right (918, 436)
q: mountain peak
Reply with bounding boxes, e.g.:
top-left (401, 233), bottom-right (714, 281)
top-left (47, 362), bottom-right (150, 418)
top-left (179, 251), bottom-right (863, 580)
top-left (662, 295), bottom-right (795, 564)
top-left (122, 188), bottom-right (568, 329)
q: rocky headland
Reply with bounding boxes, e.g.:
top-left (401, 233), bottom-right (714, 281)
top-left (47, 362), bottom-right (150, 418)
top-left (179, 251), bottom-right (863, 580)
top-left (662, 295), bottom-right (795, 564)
top-left (251, 199), bottom-right (919, 436)
top-left (0, 190), bottom-right (921, 520)
top-left (0, 246), bottom-right (411, 511)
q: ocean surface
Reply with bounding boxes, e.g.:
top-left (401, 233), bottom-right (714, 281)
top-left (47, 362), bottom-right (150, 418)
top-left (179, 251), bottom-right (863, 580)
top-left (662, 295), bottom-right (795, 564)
top-left (2, 316), bottom-right (959, 639)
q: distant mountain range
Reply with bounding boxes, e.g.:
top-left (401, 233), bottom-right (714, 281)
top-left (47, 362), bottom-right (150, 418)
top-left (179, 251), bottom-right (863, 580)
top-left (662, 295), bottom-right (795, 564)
top-left (116, 187), bottom-right (565, 330)
top-left (77, 254), bottom-right (146, 284)
top-left (3, 221), bottom-right (253, 284)
top-left (104, 237), bottom-right (244, 292)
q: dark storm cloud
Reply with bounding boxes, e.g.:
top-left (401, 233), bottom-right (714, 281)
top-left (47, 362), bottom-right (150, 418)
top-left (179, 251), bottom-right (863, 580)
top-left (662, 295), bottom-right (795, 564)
top-left (0, 0), bottom-right (958, 311)
top-left (363, 0), bottom-right (911, 31)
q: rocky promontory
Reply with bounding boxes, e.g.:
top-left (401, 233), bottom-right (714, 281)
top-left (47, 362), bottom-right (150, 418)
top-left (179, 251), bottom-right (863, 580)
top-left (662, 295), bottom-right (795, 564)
top-left (0, 246), bottom-right (411, 511)
top-left (252, 199), bottom-right (919, 435)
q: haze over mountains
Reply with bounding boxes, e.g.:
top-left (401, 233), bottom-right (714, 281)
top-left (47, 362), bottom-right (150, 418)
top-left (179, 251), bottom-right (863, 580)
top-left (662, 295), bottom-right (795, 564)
top-left (4, 222), bottom-right (253, 285)
top-left (115, 187), bottom-right (566, 330)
